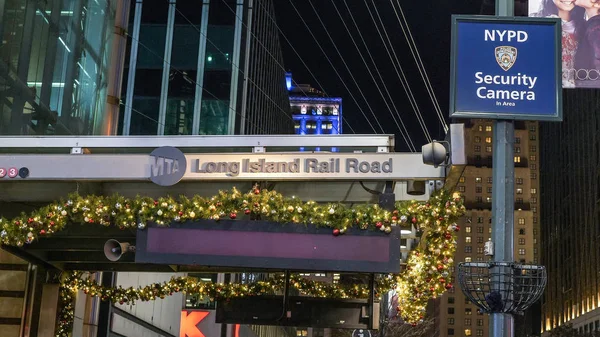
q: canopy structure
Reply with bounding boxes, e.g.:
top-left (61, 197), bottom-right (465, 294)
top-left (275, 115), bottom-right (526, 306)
top-left (0, 134), bottom-right (461, 273)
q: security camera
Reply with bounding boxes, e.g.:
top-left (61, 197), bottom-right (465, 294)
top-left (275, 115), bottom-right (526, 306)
top-left (422, 140), bottom-right (449, 168)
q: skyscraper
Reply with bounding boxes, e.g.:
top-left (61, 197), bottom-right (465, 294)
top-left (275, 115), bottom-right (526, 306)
top-left (539, 90), bottom-right (600, 335)
top-left (432, 119), bottom-right (540, 337)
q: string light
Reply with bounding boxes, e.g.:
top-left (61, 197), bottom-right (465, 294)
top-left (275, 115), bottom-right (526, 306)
top-left (0, 187), bottom-right (463, 335)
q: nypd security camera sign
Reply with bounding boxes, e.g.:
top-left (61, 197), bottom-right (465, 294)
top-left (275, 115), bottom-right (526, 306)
top-left (450, 15), bottom-right (562, 121)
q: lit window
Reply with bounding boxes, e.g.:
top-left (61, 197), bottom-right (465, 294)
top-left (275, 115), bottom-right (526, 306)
top-left (486, 146), bottom-right (492, 152)
top-left (465, 318), bottom-right (472, 325)
top-left (485, 137), bottom-right (492, 143)
top-left (465, 308), bottom-right (472, 315)
top-left (530, 164), bottom-right (536, 170)
top-left (487, 177), bottom-right (493, 183)
top-left (532, 197), bottom-right (537, 204)
top-left (515, 147), bottom-right (521, 153)
top-left (297, 330), bottom-right (308, 337)
top-left (475, 177), bottom-right (482, 183)
top-left (466, 226), bottom-right (472, 233)
top-left (532, 207), bottom-right (537, 213)
top-left (460, 176), bottom-right (465, 183)
top-left (485, 125), bottom-right (492, 131)
top-left (531, 173), bottom-right (537, 179)
top-left (466, 236), bottom-right (472, 243)
top-left (516, 188), bottom-right (523, 194)
top-left (531, 188), bottom-right (537, 194)
top-left (477, 247), bottom-right (484, 254)
top-left (514, 156), bottom-right (521, 163)
top-left (530, 155), bottom-right (537, 161)
top-left (486, 197), bottom-right (492, 202)
top-left (294, 124), bottom-right (300, 129)
top-left (489, 227), bottom-right (492, 233)
top-left (518, 218), bottom-right (525, 225)
top-left (465, 329), bottom-right (472, 336)
top-left (516, 178), bottom-right (523, 185)
top-left (519, 238), bottom-right (525, 245)
top-left (459, 186), bottom-right (466, 192)
top-left (519, 248), bottom-right (526, 255)
top-left (477, 330), bottom-right (484, 336)
top-left (465, 257), bottom-right (472, 262)
top-left (465, 246), bottom-right (472, 253)
top-left (478, 126), bottom-right (483, 131)
top-left (477, 319), bottom-right (483, 326)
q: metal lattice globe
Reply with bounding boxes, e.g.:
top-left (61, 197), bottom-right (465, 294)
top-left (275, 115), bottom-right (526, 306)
top-left (457, 262), bottom-right (547, 315)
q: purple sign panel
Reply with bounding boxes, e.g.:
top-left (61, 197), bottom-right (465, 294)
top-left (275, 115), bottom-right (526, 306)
top-left (135, 220), bottom-right (401, 273)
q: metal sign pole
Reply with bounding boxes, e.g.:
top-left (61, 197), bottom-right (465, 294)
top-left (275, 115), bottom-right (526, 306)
top-left (491, 2), bottom-right (515, 337)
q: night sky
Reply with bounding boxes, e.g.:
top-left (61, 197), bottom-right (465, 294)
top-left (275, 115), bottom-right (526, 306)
top-left (274, 0), bottom-right (486, 151)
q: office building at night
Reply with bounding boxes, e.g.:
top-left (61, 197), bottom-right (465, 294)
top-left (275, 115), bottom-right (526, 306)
top-left (432, 120), bottom-right (540, 337)
top-left (286, 73), bottom-right (343, 136)
top-left (539, 90), bottom-right (600, 335)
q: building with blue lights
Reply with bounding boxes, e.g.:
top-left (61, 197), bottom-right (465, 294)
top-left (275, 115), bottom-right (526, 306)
top-left (286, 73), bottom-right (343, 136)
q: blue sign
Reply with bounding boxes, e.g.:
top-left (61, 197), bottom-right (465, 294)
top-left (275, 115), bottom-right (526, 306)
top-left (450, 16), bottom-right (562, 121)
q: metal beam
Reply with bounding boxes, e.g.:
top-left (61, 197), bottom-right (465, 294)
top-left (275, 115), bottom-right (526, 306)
top-left (0, 134), bottom-right (394, 150)
top-left (45, 251), bottom-right (135, 263)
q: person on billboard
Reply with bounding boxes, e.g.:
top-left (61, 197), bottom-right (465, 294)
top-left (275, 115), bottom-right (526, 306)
top-left (573, 0), bottom-right (600, 83)
top-left (532, 0), bottom-right (584, 87)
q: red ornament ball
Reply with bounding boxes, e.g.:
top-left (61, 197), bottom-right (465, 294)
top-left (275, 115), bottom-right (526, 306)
top-left (437, 265), bottom-right (444, 271)
top-left (230, 213), bottom-right (237, 219)
top-left (376, 222), bottom-right (383, 228)
top-left (333, 229), bottom-right (340, 236)
top-left (178, 211), bottom-right (183, 216)
top-left (244, 209), bottom-right (251, 215)
top-left (254, 189), bottom-right (260, 195)
top-left (411, 323), bottom-right (417, 327)
top-left (154, 201), bottom-right (159, 206)
top-left (439, 278), bottom-right (446, 283)
top-left (445, 233), bottom-right (452, 239)
top-left (412, 217), bottom-right (417, 224)
top-left (40, 230), bottom-right (46, 235)
top-left (454, 225), bottom-right (460, 232)
top-left (391, 216), bottom-right (398, 221)
top-left (445, 283), bottom-right (453, 290)
top-left (49, 221), bottom-right (55, 226)
top-left (393, 210), bottom-right (399, 215)
top-left (429, 287), bottom-right (435, 292)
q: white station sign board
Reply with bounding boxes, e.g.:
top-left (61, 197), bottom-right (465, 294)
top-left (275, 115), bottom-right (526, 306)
top-left (0, 147), bottom-right (443, 186)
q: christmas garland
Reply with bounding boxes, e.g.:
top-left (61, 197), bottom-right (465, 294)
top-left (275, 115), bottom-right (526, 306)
top-left (0, 186), bottom-right (464, 336)
top-left (56, 272), bottom-right (397, 337)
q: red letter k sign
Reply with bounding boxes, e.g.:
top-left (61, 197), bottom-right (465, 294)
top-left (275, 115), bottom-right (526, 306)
top-left (180, 311), bottom-right (209, 337)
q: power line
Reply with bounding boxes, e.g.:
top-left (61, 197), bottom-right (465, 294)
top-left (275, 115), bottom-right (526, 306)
top-left (303, 0), bottom-right (386, 135)
top-left (391, 0), bottom-right (448, 133)
top-left (364, 0), bottom-right (432, 143)
top-left (331, 0), bottom-right (416, 151)
top-left (285, 0), bottom-right (380, 134)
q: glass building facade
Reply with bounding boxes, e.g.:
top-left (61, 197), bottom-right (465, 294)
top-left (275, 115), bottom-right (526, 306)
top-left (120, 0), bottom-right (292, 136)
top-left (0, 0), bottom-right (117, 135)
top-left (0, 0), bottom-right (292, 136)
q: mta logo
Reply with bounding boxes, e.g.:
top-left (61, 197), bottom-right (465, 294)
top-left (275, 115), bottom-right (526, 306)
top-left (149, 146), bottom-right (187, 186)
